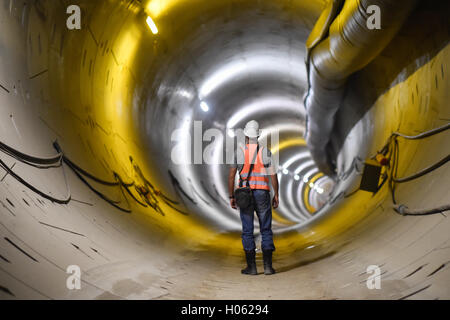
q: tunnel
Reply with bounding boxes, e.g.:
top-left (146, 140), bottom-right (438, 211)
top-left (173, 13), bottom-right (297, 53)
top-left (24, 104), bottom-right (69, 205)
top-left (0, 0), bottom-right (449, 300)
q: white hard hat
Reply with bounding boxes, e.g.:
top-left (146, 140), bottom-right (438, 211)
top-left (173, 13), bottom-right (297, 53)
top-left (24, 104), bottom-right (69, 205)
top-left (244, 120), bottom-right (261, 138)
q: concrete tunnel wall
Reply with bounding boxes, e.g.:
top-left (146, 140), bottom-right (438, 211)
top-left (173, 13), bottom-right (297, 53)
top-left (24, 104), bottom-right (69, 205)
top-left (0, 0), bottom-right (449, 299)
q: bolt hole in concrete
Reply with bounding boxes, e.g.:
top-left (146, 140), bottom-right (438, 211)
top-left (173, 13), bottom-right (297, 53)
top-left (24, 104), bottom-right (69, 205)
top-left (0, 0), bottom-right (449, 301)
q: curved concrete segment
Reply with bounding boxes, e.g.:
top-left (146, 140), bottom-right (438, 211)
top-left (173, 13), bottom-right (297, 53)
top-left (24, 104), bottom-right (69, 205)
top-left (0, 0), bottom-right (449, 299)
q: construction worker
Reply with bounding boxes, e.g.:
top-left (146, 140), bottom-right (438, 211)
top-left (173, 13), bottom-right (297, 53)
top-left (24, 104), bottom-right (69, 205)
top-left (228, 120), bottom-right (279, 275)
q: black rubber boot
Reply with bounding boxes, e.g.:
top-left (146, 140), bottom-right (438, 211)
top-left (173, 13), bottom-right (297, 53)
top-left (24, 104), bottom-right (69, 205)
top-left (241, 250), bottom-right (257, 275)
top-left (263, 250), bottom-right (276, 275)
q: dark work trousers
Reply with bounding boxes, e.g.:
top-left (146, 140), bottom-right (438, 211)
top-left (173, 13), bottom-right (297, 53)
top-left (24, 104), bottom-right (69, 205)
top-left (239, 189), bottom-right (275, 252)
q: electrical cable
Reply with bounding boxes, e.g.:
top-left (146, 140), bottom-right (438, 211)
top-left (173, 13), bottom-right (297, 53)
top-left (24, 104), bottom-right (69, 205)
top-left (0, 141), bottom-right (62, 168)
top-left (386, 123), bottom-right (450, 216)
top-left (394, 204), bottom-right (450, 216)
top-left (113, 172), bottom-right (148, 208)
top-left (52, 141), bottom-right (135, 212)
top-left (393, 154), bottom-right (450, 183)
top-left (0, 157), bottom-right (71, 204)
top-left (0, 140), bottom-right (195, 216)
top-left (341, 124), bottom-right (450, 195)
top-left (0, 141), bottom-right (62, 164)
top-left (0, 139), bottom-right (185, 215)
top-left (0, 139), bottom-right (130, 212)
top-left (392, 123), bottom-right (450, 140)
top-left (65, 159), bottom-right (131, 213)
top-left (57, 145), bottom-right (178, 214)
top-left (62, 156), bottom-right (120, 187)
top-left (337, 123), bottom-right (450, 214)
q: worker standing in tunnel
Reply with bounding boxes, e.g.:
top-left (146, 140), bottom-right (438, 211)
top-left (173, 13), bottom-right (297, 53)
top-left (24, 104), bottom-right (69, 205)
top-left (228, 120), bottom-right (279, 275)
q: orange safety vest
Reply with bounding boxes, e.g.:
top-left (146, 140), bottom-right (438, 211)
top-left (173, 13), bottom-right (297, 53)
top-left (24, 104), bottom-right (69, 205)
top-left (239, 144), bottom-right (270, 191)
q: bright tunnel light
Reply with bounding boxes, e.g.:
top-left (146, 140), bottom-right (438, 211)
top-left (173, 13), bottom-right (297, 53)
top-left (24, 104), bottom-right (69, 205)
top-left (146, 16), bottom-right (159, 34)
top-left (200, 101), bottom-right (210, 112)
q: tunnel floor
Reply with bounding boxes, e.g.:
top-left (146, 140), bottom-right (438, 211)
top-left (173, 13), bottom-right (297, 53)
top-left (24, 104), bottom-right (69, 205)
top-left (65, 252), bottom-right (393, 300)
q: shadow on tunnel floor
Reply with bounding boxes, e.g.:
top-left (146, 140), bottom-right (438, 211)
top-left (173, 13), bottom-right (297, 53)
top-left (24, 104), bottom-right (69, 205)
top-left (271, 250), bottom-right (337, 274)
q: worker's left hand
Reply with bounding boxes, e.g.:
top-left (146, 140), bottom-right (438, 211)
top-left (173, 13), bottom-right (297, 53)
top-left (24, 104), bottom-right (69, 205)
top-left (272, 194), bottom-right (279, 209)
top-left (230, 198), bottom-right (237, 210)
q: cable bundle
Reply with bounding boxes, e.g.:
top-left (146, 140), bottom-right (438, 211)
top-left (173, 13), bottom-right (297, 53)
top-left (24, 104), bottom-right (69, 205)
top-left (0, 140), bottom-right (188, 216)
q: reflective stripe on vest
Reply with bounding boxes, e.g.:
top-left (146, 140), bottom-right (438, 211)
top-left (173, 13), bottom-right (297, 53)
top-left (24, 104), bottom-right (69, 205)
top-left (239, 144), bottom-right (270, 191)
